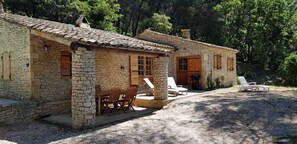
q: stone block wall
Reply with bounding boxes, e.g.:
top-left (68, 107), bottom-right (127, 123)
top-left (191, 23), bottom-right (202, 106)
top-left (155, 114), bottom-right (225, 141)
top-left (30, 35), bottom-right (72, 102)
top-left (0, 101), bottom-right (36, 124)
top-left (138, 32), bottom-right (237, 89)
top-left (0, 19), bottom-right (31, 100)
top-left (95, 49), bottom-right (130, 91)
top-left (72, 47), bottom-right (96, 129)
top-left (153, 56), bottom-right (169, 100)
top-left (0, 100), bottom-right (70, 125)
top-left (95, 49), bottom-right (157, 93)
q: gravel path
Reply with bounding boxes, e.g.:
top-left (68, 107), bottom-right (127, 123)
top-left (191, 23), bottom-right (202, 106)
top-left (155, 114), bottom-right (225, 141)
top-left (1, 87), bottom-right (297, 144)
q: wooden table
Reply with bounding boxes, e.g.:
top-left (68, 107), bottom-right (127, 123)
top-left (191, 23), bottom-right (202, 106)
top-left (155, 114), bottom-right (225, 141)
top-left (96, 90), bottom-right (125, 115)
top-left (96, 90), bottom-right (110, 115)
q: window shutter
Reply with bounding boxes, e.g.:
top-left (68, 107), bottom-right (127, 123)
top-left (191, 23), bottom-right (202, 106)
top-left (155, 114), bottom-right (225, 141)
top-left (213, 54), bottom-right (217, 69)
top-left (231, 58), bottom-right (234, 71)
top-left (61, 51), bottom-right (71, 79)
top-left (218, 55), bottom-right (222, 69)
top-left (2, 52), bottom-right (11, 80)
top-left (130, 55), bottom-right (139, 85)
top-left (227, 58), bottom-right (230, 71)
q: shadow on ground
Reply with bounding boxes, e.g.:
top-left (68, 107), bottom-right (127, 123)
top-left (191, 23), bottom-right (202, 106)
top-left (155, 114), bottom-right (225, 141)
top-left (0, 111), bottom-right (181, 144)
top-left (175, 90), bottom-right (297, 143)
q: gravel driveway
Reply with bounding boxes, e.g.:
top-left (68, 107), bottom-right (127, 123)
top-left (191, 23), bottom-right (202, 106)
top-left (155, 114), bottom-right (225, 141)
top-left (1, 87), bottom-right (297, 144)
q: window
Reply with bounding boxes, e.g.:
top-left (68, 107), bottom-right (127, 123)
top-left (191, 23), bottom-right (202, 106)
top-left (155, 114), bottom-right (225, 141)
top-left (145, 57), bottom-right (153, 75)
top-left (213, 54), bottom-right (222, 69)
top-left (227, 57), bottom-right (234, 71)
top-left (61, 51), bottom-right (71, 79)
top-left (138, 56), bottom-right (153, 77)
top-left (138, 56), bottom-right (144, 76)
top-left (130, 55), bottom-right (154, 85)
top-left (178, 58), bottom-right (188, 70)
top-left (2, 52), bottom-right (11, 80)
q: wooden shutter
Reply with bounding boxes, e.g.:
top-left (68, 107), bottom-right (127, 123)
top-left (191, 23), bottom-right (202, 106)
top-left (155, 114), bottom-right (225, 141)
top-left (218, 55), bottom-right (222, 69)
top-left (231, 58), bottom-right (234, 71)
top-left (227, 58), bottom-right (230, 71)
top-left (188, 57), bottom-right (201, 72)
top-left (130, 55), bottom-right (139, 85)
top-left (61, 51), bottom-right (71, 79)
top-left (2, 52), bottom-right (11, 80)
top-left (213, 54), bottom-right (217, 69)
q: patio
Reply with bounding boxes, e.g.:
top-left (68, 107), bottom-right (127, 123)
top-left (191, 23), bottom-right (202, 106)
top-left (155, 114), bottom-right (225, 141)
top-left (43, 107), bottom-right (155, 128)
top-left (43, 90), bottom-right (202, 127)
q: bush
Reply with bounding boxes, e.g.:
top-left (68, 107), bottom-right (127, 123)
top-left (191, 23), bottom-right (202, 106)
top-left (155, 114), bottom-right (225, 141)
top-left (278, 52), bottom-right (297, 86)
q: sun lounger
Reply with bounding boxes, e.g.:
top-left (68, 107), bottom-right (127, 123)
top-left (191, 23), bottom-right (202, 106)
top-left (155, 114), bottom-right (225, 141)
top-left (167, 77), bottom-right (188, 94)
top-left (143, 78), bottom-right (179, 96)
top-left (238, 76), bottom-right (270, 92)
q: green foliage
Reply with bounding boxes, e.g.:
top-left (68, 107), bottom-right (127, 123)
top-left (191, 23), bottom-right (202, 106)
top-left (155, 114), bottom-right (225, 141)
top-left (206, 74), bottom-right (215, 90)
top-left (3, 0), bottom-right (78, 23)
top-left (214, 78), bottom-right (221, 87)
top-left (214, 0), bottom-right (297, 70)
top-left (238, 71), bottom-right (256, 79)
top-left (3, 0), bottom-right (121, 31)
top-left (139, 13), bottom-right (172, 34)
top-left (278, 52), bottom-right (297, 86)
top-left (70, 0), bottom-right (121, 31)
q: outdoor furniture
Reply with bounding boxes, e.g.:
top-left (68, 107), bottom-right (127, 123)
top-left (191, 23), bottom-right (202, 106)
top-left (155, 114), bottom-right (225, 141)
top-left (143, 78), bottom-right (179, 96)
top-left (167, 77), bottom-right (188, 94)
top-left (101, 88), bottom-right (121, 115)
top-left (238, 76), bottom-right (270, 92)
top-left (119, 86), bottom-right (138, 113)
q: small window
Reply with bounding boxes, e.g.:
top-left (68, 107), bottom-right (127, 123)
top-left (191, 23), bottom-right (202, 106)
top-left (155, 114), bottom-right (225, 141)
top-left (2, 52), bottom-right (11, 80)
top-left (138, 56), bottom-right (144, 76)
top-left (145, 57), bottom-right (153, 76)
top-left (227, 57), bottom-right (234, 71)
top-left (61, 51), bottom-right (71, 79)
top-left (213, 54), bottom-right (222, 69)
top-left (178, 58), bottom-right (188, 70)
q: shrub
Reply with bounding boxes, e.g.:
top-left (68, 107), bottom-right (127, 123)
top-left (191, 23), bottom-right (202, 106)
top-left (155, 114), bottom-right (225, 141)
top-left (278, 52), bottom-right (297, 86)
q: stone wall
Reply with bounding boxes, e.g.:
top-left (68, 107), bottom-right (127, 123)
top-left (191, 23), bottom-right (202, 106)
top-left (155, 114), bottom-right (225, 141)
top-left (153, 56), bottom-right (168, 100)
top-left (30, 35), bottom-right (72, 102)
top-left (95, 49), bottom-right (157, 93)
top-left (0, 19), bottom-right (31, 100)
top-left (95, 49), bottom-right (130, 91)
top-left (72, 47), bottom-right (96, 129)
top-left (0, 100), bottom-right (70, 125)
top-left (138, 32), bottom-right (238, 89)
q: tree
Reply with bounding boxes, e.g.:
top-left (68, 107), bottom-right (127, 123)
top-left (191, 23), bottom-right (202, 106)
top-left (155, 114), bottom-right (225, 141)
top-left (139, 13), bottom-right (172, 34)
top-left (70, 0), bottom-right (121, 31)
top-left (3, 0), bottom-right (78, 24)
top-left (278, 52), bottom-right (297, 86)
top-left (214, 0), bottom-right (297, 70)
top-left (3, 0), bottom-right (121, 31)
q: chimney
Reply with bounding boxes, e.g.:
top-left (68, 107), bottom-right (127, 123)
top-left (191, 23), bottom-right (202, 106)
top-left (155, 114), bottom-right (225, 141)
top-left (0, 1), bottom-right (4, 14)
top-left (75, 15), bottom-right (91, 30)
top-left (181, 29), bottom-right (191, 39)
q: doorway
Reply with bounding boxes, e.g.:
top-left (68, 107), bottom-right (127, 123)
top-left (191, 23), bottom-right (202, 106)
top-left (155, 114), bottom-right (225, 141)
top-left (176, 56), bottom-right (201, 86)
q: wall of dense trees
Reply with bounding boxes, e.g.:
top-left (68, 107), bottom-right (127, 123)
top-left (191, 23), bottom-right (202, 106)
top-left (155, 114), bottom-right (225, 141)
top-left (2, 0), bottom-right (297, 73)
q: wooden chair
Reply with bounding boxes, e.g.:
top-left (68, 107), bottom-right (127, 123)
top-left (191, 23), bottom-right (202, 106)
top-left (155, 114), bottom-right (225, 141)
top-left (101, 88), bottom-right (121, 115)
top-left (119, 86), bottom-right (138, 113)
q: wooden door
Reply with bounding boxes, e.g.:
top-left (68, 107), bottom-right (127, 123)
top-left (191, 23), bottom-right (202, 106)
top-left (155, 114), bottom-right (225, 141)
top-left (176, 56), bottom-right (201, 86)
top-left (187, 57), bottom-right (201, 85)
top-left (176, 58), bottom-right (188, 85)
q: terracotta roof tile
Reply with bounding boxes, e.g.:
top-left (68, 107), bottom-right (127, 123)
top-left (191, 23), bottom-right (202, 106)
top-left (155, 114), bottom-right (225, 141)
top-left (0, 13), bottom-right (175, 54)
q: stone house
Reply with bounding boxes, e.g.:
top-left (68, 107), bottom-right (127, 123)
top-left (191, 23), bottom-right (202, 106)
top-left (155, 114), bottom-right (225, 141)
top-left (0, 13), bottom-right (174, 128)
top-left (137, 29), bottom-right (239, 89)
